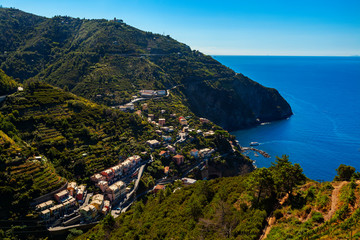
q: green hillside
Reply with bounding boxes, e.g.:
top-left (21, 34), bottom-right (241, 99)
top-left (77, 159), bottom-right (360, 240)
top-left (77, 156), bottom-right (306, 240)
top-left (0, 123), bottom-right (66, 219)
top-left (0, 70), bottom-right (251, 228)
top-left (0, 78), bottom-right (155, 220)
top-left (0, 7), bottom-right (292, 131)
top-left (265, 179), bottom-right (360, 239)
top-left (0, 69), bottom-right (19, 95)
top-left (0, 158), bottom-right (66, 219)
top-left (0, 81), bottom-right (155, 179)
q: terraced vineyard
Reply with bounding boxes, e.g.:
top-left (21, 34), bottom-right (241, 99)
top-left (0, 130), bottom-right (21, 155)
top-left (10, 160), bottom-right (66, 195)
top-left (34, 124), bottom-right (67, 146)
top-left (0, 82), bottom-right (155, 179)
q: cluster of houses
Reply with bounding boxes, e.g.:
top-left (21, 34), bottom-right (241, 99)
top-left (88, 155), bottom-right (141, 207)
top-left (161, 147), bottom-right (214, 167)
top-left (144, 112), bottom-right (216, 173)
top-left (79, 194), bottom-right (111, 221)
top-left (139, 90), bottom-right (167, 98)
top-left (37, 182), bottom-right (86, 221)
top-left (92, 179), bottom-right (127, 203)
top-left (90, 155), bottom-right (141, 184)
top-left (37, 153), bottom-right (142, 223)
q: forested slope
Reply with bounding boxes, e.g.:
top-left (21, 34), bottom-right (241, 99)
top-left (0, 8), bottom-right (292, 130)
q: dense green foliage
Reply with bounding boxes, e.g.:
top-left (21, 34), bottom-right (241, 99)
top-left (334, 164), bottom-right (358, 181)
top-left (0, 78), bottom-right (156, 223)
top-left (0, 81), bottom-right (155, 179)
top-left (0, 69), bottom-right (19, 95)
top-left (0, 7), bottom-right (292, 130)
top-left (77, 156), bottom-right (305, 240)
top-left (0, 70), bottom-right (249, 230)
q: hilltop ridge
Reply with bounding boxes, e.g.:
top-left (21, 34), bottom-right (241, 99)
top-left (0, 7), bottom-right (292, 131)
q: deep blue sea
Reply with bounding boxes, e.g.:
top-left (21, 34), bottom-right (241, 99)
top-left (213, 56), bottom-right (360, 181)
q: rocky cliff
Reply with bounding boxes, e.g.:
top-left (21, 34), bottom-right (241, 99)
top-left (181, 74), bottom-right (292, 131)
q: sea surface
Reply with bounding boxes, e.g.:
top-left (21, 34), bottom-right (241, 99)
top-left (213, 56), bottom-right (360, 181)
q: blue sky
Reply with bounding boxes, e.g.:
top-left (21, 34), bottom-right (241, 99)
top-left (1, 0), bottom-right (360, 56)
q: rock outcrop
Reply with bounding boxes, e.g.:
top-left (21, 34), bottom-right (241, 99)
top-left (182, 74), bottom-right (292, 131)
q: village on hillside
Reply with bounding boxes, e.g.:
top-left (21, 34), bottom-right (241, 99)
top-left (33, 89), bottom-right (243, 230)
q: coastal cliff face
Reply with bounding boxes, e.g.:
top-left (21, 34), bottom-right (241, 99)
top-left (181, 74), bottom-right (292, 131)
top-left (0, 8), bottom-right (292, 131)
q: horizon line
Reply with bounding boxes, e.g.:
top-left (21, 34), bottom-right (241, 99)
top-left (211, 54), bottom-right (360, 57)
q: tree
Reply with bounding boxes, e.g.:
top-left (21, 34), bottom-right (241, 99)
top-left (334, 164), bottom-right (356, 181)
top-left (271, 155), bottom-right (306, 199)
top-left (102, 214), bottom-right (116, 230)
top-left (247, 167), bottom-right (275, 205)
top-left (73, 159), bottom-right (86, 176)
top-left (66, 228), bottom-right (83, 240)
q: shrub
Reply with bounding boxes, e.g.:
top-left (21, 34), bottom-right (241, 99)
top-left (334, 164), bottom-right (355, 181)
top-left (311, 211), bottom-right (324, 223)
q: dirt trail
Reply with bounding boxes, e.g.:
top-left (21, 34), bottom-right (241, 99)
top-left (324, 181), bottom-right (347, 221)
top-left (259, 194), bottom-right (288, 240)
top-left (260, 181), bottom-right (349, 239)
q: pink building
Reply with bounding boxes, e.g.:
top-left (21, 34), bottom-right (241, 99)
top-left (101, 168), bottom-right (115, 181)
top-left (97, 181), bottom-right (109, 192)
top-left (76, 185), bottom-right (86, 201)
top-left (67, 182), bottom-right (77, 197)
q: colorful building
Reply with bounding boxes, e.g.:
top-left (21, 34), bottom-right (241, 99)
top-left (67, 182), bottom-right (77, 197)
top-left (54, 190), bottom-right (69, 203)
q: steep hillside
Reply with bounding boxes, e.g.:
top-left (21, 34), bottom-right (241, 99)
top-left (0, 8), bottom-right (292, 130)
top-left (77, 160), bottom-right (360, 240)
top-left (0, 81), bottom-right (155, 179)
top-left (0, 69), bottom-right (19, 95)
top-left (266, 180), bottom-right (360, 239)
top-left (0, 71), bottom-right (253, 228)
top-left (0, 117), bottom-right (66, 219)
top-left (77, 156), bottom-right (306, 240)
top-left (0, 80), bottom-right (153, 219)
